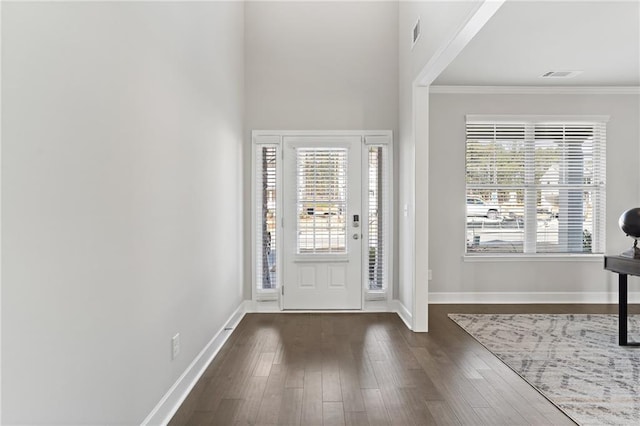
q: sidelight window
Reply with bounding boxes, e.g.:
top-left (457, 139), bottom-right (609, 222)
top-left (367, 144), bottom-right (389, 292)
top-left (255, 144), bottom-right (279, 291)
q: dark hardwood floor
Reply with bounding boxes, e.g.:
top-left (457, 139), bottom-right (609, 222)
top-left (169, 304), bottom-right (637, 425)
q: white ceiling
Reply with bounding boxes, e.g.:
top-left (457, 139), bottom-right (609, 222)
top-left (433, 0), bottom-right (640, 87)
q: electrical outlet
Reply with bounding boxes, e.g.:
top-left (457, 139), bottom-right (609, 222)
top-left (172, 333), bottom-right (180, 360)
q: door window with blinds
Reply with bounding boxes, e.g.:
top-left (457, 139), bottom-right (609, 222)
top-left (296, 148), bottom-right (348, 254)
top-left (465, 116), bottom-right (607, 255)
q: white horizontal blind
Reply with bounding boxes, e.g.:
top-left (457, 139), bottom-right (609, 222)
top-left (367, 144), bottom-right (388, 292)
top-left (255, 144), bottom-right (278, 291)
top-left (466, 119), bottom-right (606, 254)
top-left (296, 148), bottom-right (348, 254)
top-left (534, 123), bottom-right (606, 253)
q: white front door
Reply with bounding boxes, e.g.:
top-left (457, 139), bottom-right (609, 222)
top-left (282, 136), bottom-right (362, 309)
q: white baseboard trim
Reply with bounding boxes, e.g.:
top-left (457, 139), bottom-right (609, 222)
top-left (390, 300), bottom-right (413, 330)
top-left (429, 292), bottom-right (640, 304)
top-left (141, 301), bottom-right (247, 426)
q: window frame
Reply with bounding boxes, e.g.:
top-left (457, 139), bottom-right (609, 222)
top-left (464, 115), bottom-right (608, 259)
top-left (252, 135), bottom-right (282, 301)
top-left (363, 137), bottom-right (393, 300)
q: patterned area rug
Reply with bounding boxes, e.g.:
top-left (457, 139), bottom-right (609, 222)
top-left (449, 314), bottom-right (640, 425)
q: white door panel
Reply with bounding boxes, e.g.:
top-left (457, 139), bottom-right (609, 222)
top-left (283, 136), bottom-right (362, 309)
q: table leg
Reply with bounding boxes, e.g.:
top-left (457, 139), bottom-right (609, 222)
top-left (620, 273), bottom-right (628, 346)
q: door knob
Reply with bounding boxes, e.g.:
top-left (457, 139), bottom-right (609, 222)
top-left (353, 234), bottom-right (359, 240)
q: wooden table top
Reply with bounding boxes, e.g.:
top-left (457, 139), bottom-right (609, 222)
top-left (605, 255), bottom-right (640, 276)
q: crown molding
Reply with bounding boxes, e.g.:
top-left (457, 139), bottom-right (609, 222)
top-left (429, 85), bottom-right (640, 95)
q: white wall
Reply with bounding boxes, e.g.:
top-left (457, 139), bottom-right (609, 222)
top-left (429, 92), bottom-right (640, 300)
top-left (1, 2), bottom-right (244, 424)
top-left (397, 1), bottom-right (481, 327)
top-left (244, 1), bottom-right (399, 298)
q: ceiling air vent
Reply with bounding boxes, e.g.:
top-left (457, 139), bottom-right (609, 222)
top-left (540, 71), bottom-right (582, 78)
top-left (411, 17), bottom-right (421, 49)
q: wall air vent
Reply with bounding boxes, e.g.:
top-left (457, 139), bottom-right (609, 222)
top-left (412, 17), bottom-right (421, 49)
top-left (540, 71), bottom-right (583, 78)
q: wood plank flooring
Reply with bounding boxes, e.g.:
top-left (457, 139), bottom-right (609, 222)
top-left (170, 304), bottom-right (637, 425)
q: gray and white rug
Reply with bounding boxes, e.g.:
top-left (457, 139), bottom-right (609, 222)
top-left (449, 313), bottom-right (640, 425)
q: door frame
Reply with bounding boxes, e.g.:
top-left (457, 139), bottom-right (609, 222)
top-left (251, 130), bottom-right (394, 311)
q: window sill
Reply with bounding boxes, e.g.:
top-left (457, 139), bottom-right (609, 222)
top-left (294, 255), bottom-right (349, 263)
top-left (256, 291), bottom-right (278, 302)
top-left (365, 291), bottom-right (387, 301)
top-left (463, 253), bottom-right (604, 262)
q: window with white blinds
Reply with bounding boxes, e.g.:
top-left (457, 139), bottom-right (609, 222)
top-left (465, 117), bottom-right (607, 255)
top-left (296, 148), bottom-right (348, 254)
top-left (367, 144), bottom-right (389, 292)
top-left (255, 145), bottom-right (278, 291)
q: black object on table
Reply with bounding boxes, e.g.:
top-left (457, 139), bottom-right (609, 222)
top-left (604, 255), bottom-right (640, 346)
